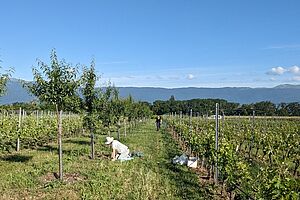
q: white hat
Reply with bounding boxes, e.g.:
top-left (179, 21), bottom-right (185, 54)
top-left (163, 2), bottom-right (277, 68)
top-left (105, 137), bottom-right (114, 144)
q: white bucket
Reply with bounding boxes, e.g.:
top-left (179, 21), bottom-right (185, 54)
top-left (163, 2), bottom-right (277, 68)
top-left (187, 157), bottom-right (197, 168)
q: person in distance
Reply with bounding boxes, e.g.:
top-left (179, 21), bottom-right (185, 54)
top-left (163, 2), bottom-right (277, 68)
top-left (155, 115), bottom-right (162, 131)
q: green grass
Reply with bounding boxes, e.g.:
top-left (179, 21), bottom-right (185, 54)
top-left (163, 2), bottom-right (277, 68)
top-left (0, 121), bottom-right (212, 200)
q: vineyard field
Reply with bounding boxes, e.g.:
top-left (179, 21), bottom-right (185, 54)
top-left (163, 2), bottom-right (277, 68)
top-left (0, 111), bottom-right (83, 152)
top-left (0, 121), bottom-right (215, 200)
top-left (165, 115), bottom-right (300, 199)
top-left (0, 110), bottom-right (299, 199)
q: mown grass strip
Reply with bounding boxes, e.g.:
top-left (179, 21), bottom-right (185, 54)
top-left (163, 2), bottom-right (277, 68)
top-left (0, 120), bottom-right (210, 199)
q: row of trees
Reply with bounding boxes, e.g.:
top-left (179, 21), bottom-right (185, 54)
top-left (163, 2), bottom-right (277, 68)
top-left (1, 51), bottom-right (152, 124)
top-left (152, 95), bottom-right (300, 116)
top-left (2, 94), bottom-right (300, 118)
top-left (0, 50), bottom-right (152, 180)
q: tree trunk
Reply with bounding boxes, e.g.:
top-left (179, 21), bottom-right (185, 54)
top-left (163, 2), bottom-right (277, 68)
top-left (201, 156), bottom-right (205, 168)
top-left (90, 131), bottom-right (95, 159)
top-left (56, 106), bottom-right (63, 181)
top-left (124, 119), bottom-right (126, 137)
top-left (255, 148), bottom-right (259, 158)
top-left (293, 159), bottom-right (299, 176)
top-left (108, 123), bottom-right (111, 136)
top-left (248, 145), bottom-right (252, 159)
top-left (117, 120), bottom-right (120, 141)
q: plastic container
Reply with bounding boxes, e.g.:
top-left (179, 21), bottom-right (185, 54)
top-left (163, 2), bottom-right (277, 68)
top-left (187, 157), bottom-right (197, 168)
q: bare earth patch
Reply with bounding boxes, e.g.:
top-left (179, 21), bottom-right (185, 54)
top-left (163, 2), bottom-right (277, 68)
top-left (95, 151), bottom-right (110, 159)
top-left (40, 172), bottom-right (86, 184)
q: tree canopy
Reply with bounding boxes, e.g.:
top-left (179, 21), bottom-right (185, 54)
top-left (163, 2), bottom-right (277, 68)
top-left (0, 63), bottom-right (13, 97)
top-left (28, 50), bottom-right (80, 112)
top-left (151, 97), bottom-right (300, 116)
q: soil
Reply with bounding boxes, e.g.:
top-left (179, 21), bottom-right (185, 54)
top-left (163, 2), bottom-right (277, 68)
top-left (95, 152), bottom-right (110, 159)
top-left (40, 172), bottom-right (86, 184)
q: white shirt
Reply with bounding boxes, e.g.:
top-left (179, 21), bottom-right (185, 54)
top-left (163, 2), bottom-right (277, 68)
top-left (112, 140), bottom-right (128, 154)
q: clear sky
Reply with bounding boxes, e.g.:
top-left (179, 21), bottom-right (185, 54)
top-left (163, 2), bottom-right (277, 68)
top-left (1, 0), bottom-right (300, 88)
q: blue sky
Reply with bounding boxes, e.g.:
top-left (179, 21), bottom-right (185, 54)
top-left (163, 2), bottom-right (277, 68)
top-left (0, 0), bottom-right (300, 88)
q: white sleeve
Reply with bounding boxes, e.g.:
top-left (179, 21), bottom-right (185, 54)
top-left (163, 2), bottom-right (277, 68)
top-left (112, 140), bottom-right (117, 149)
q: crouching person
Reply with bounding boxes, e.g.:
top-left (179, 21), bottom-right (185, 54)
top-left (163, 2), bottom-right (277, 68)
top-left (105, 137), bottom-right (131, 161)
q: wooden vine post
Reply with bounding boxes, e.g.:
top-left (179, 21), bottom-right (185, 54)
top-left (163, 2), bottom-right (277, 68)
top-left (214, 103), bottom-right (219, 183)
top-left (179, 111), bottom-right (182, 145)
top-left (189, 109), bottom-right (192, 154)
top-left (36, 110), bottom-right (39, 126)
top-left (249, 110), bottom-right (255, 158)
top-left (58, 110), bottom-right (63, 180)
top-left (16, 107), bottom-right (22, 151)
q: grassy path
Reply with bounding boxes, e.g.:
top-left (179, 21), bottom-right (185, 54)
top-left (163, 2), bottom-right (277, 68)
top-left (0, 121), bottom-right (209, 200)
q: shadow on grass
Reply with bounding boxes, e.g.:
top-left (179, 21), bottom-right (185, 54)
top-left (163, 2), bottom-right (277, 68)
top-left (0, 154), bottom-right (33, 162)
top-left (37, 145), bottom-right (88, 156)
top-left (158, 129), bottom-right (209, 199)
top-left (64, 139), bottom-right (90, 145)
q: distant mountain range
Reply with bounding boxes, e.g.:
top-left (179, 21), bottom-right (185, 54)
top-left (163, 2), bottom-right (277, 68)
top-left (0, 79), bottom-right (299, 104)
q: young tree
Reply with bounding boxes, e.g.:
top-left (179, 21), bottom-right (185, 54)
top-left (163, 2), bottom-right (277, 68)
top-left (81, 61), bottom-right (98, 159)
top-left (124, 95), bottom-right (134, 122)
top-left (96, 85), bottom-right (117, 131)
top-left (109, 88), bottom-right (125, 140)
top-left (28, 49), bottom-right (80, 180)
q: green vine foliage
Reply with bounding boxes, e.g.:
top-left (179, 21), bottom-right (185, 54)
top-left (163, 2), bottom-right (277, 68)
top-left (166, 116), bottom-right (300, 199)
top-left (0, 113), bottom-right (83, 152)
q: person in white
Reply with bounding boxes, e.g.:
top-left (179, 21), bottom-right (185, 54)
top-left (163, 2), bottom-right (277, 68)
top-left (105, 137), bottom-right (130, 161)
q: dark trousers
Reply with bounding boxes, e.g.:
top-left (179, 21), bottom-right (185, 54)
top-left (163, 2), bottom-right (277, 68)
top-left (156, 122), bottom-right (161, 131)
